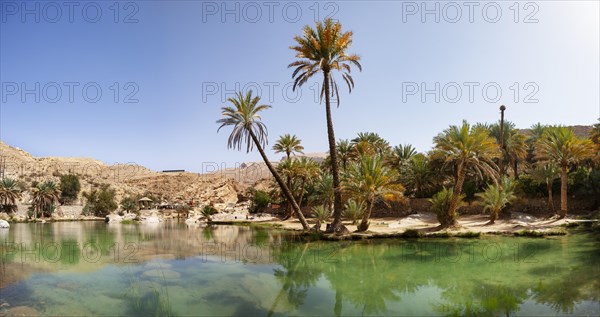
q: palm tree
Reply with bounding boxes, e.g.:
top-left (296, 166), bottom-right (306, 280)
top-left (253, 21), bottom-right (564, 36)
top-left (336, 139), bottom-right (352, 172)
top-left (529, 164), bottom-right (560, 213)
top-left (311, 173), bottom-right (334, 212)
top-left (31, 180), bottom-right (61, 219)
top-left (343, 199), bottom-right (365, 225)
top-left (217, 91), bottom-right (310, 230)
top-left (0, 178), bottom-right (22, 214)
top-left (295, 157), bottom-right (321, 209)
top-left (273, 134), bottom-right (304, 159)
top-left (432, 121), bottom-right (501, 227)
top-left (311, 205), bottom-right (331, 231)
top-left (344, 155), bottom-right (402, 232)
top-left (289, 18), bottom-right (362, 233)
top-left (406, 153), bottom-right (435, 198)
top-left (476, 177), bottom-right (516, 224)
top-left (350, 132), bottom-right (390, 158)
top-left (388, 144), bottom-right (417, 171)
top-left (490, 121), bottom-right (528, 176)
top-left (534, 127), bottom-right (595, 218)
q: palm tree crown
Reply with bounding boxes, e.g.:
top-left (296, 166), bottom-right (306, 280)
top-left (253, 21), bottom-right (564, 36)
top-left (217, 91), bottom-right (270, 153)
top-left (289, 18), bottom-right (362, 101)
top-left (0, 178), bottom-right (22, 212)
top-left (273, 134), bottom-right (304, 159)
top-left (31, 180), bottom-right (61, 217)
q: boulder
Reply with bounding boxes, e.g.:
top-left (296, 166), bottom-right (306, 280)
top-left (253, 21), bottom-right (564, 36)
top-left (141, 216), bottom-right (160, 224)
top-left (105, 214), bottom-right (123, 223)
top-left (0, 220), bottom-right (9, 229)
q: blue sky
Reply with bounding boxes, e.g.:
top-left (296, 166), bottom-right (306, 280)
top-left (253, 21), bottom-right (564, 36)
top-left (1, 1), bottom-right (598, 173)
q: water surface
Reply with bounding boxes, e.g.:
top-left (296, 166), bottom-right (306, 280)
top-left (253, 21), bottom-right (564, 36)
top-left (1, 222), bottom-right (598, 316)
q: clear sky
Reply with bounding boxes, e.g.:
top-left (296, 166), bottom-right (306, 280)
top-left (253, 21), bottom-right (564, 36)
top-left (1, 0), bottom-right (598, 173)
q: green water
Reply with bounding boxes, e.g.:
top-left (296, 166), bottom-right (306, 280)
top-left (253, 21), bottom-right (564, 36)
top-left (0, 222), bottom-right (598, 316)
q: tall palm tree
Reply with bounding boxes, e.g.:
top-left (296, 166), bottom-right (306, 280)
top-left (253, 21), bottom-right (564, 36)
top-left (432, 121), bottom-right (501, 226)
top-left (217, 91), bottom-right (310, 230)
top-left (31, 180), bottom-right (61, 219)
top-left (273, 134), bottom-right (304, 159)
top-left (0, 178), bottom-right (22, 213)
top-left (534, 127), bottom-right (594, 218)
top-left (344, 155), bottom-right (402, 232)
top-left (289, 18), bottom-right (362, 233)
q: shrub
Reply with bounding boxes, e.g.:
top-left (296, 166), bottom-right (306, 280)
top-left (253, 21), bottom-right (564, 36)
top-left (60, 174), bottom-right (81, 205)
top-left (82, 184), bottom-right (117, 217)
top-left (249, 190), bottom-right (270, 214)
top-left (120, 196), bottom-right (139, 214)
top-left (201, 205), bottom-right (218, 222)
top-left (429, 187), bottom-right (464, 226)
top-left (311, 205), bottom-right (331, 231)
top-left (401, 229), bottom-right (423, 238)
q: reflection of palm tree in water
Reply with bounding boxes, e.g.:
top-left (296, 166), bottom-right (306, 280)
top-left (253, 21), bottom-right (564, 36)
top-left (268, 243), bottom-right (322, 316)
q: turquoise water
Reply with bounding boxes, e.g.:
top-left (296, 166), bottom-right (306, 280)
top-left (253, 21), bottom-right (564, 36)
top-left (0, 222), bottom-right (598, 316)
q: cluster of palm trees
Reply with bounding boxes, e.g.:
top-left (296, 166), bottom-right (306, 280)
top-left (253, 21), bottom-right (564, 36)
top-left (0, 178), bottom-right (61, 219)
top-left (216, 18), bottom-right (600, 232)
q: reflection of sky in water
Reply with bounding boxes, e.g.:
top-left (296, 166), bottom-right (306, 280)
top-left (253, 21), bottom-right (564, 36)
top-left (0, 222), bottom-right (598, 316)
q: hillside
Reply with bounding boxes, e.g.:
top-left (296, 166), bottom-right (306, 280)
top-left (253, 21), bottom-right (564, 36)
top-left (0, 140), bottom-right (270, 208)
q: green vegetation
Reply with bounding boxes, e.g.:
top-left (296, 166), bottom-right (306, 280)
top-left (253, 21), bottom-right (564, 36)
top-left (534, 127), bottom-right (595, 218)
top-left (201, 205), bottom-right (218, 222)
top-left (82, 184), bottom-right (117, 217)
top-left (289, 18), bottom-right (362, 233)
top-left (432, 121), bottom-right (500, 227)
top-left (59, 174), bottom-right (81, 205)
top-left (476, 177), bottom-right (517, 224)
top-left (217, 91), bottom-right (310, 230)
top-left (343, 199), bottom-right (365, 225)
top-left (310, 205), bottom-right (331, 231)
top-left (249, 190), bottom-right (271, 214)
top-left (429, 188), bottom-right (464, 227)
top-left (0, 178), bottom-right (22, 214)
top-left (31, 180), bottom-right (61, 219)
top-left (344, 155), bottom-right (403, 231)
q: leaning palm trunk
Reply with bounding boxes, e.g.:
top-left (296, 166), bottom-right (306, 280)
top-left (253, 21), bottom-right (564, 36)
top-left (249, 131), bottom-right (310, 230)
top-left (357, 199), bottom-right (374, 232)
top-left (323, 70), bottom-right (346, 233)
top-left (560, 166), bottom-right (568, 218)
top-left (446, 163), bottom-right (467, 227)
top-left (283, 176), bottom-right (294, 220)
